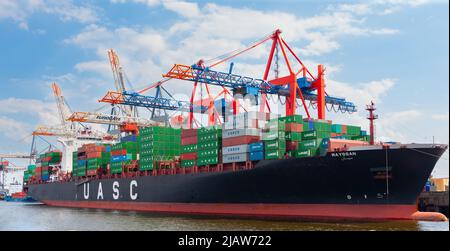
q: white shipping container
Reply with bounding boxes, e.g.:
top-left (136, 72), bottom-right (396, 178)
top-left (222, 128), bottom-right (261, 139)
top-left (222, 144), bottom-right (250, 155)
top-left (223, 153), bottom-right (249, 163)
top-left (235, 118), bottom-right (258, 129)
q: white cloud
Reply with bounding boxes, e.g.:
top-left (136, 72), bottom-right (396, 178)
top-left (64, 0), bottom-right (409, 101)
top-left (0, 116), bottom-right (30, 141)
top-left (432, 113), bottom-right (449, 121)
top-left (0, 98), bottom-right (59, 125)
top-left (162, 0), bottom-right (199, 18)
top-left (0, 0), bottom-right (98, 29)
top-left (330, 0), bottom-right (434, 17)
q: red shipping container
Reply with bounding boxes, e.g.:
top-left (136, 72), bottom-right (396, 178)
top-left (87, 169), bottom-right (97, 176)
top-left (341, 125), bottom-right (347, 134)
top-left (111, 149), bottom-right (127, 156)
top-left (181, 152), bottom-right (197, 160)
top-left (181, 129), bottom-right (198, 138)
top-left (222, 136), bottom-right (260, 147)
top-left (181, 136), bottom-right (198, 145)
top-left (285, 123), bottom-right (303, 132)
top-left (286, 141), bottom-right (299, 151)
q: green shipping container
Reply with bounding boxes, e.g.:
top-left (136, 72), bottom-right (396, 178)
top-left (299, 139), bottom-right (321, 151)
top-left (279, 115), bottom-right (303, 124)
top-left (198, 149), bottom-right (219, 158)
top-left (301, 130), bottom-right (330, 140)
top-left (292, 149), bottom-right (314, 158)
top-left (267, 119), bottom-right (286, 131)
top-left (181, 160), bottom-right (196, 168)
top-left (262, 131), bottom-right (285, 141)
top-left (313, 120), bottom-right (332, 132)
top-left (264, 139), bottom-right (286, 151)
top-left (182, 144), bottom-right (198, 153)
top-left (285, 132), bottom-right (302, 141)
top-left (264, 149), bottom-right (285, 160)
top-left (346, 125), bottom-right (361, 136)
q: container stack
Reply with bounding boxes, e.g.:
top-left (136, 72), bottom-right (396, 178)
top-left (197, 126), bottom-right (222, 166)
top-left (23, 164), bottom-right (36, 182)
top-left (222, 112), bottom-right (267, 163)
top-left (181, 129), bottom-right (198, 168)
top-left (139, 126), bottom-right (181, 171)
top-left (74, 148), bottom-right (87, 177)
top-left (279, 115), bottom-right (304, 157)
top-left (263, 119), bottom-right (286, 159)
top-left (110, 141), bottom-right (138, 174)
top-left (85, 144), bottom-right (110, 176)
top-left (33, 151), bottom-right (61, 181)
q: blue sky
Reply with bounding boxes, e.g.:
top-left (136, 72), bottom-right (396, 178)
top-left (0, 0), bottom-right (448, 177)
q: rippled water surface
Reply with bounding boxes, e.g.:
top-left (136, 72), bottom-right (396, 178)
top-left (0, 201), bottom-right (448, 231)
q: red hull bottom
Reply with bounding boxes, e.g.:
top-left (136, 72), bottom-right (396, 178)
top-left (42, 200), bottom-right (418, 221)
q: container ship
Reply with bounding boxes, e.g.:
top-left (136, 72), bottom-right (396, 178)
top-left (22, 29), bottom-right (448, 221)
top-left (25, 113), bottom-right (448, 221)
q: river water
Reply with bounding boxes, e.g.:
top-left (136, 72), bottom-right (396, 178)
top-left (0, 201), bottom-right (447, 231)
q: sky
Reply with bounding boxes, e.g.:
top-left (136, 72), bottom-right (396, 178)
top-left (0, 0), bottom-right (448, 177)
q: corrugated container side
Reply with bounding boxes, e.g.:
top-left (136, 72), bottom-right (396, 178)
top-left (222, 144), bottom-right (250, 155)
top-left (223, 153), bottom-right (249, 163)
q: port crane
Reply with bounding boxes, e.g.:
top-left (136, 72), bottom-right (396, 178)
top-left (66, 111), bottom-right (161, 134)
top-left (0, 154), bottom-right (34, 193)
top-left (99, 29), bottom-right (356, 129)
top-left (32, 83), bottom-right (117, 173)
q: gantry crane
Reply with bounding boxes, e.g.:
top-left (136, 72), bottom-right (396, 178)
top-left (0, 154), bottom-right (35, 192)
top-left (98, 29), bottom-right (356, 129)
top-left (66, 111), bottom-right (161, 135)
top-left (32, 83), bottom-right (117, 173)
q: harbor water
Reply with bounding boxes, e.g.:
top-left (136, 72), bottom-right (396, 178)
top-left (0, 201), bottom-right (448, 231)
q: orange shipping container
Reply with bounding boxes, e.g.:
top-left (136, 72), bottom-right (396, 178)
top-left (328, 138), bottom-right (368, 152)
top-left (86, 151), bottom-right (102, 159)
top-left (285, 123), bottom-right (303, 132)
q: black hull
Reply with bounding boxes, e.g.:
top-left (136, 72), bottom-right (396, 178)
top-left (27, 145), bottom-right (447, 220)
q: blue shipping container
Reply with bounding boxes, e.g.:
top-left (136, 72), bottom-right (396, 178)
top-left (106, 146), bottom-right (111, 152)
top-left (77, 159), bottom-right (86, 166)
top-left (250, 151), bottom-right (264, 161)
top-left (42, 175), bottom-right (49, 181)
top-left (249, 142), bottom-right (264, 152)
top-left (111, 155), bottom-right (127, 163)
top-left (308, 121), bottom-right (315, 130)
top-left (122, 135), bottom-right (137, 142)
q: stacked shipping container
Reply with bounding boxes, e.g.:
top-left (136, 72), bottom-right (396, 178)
top-left (34, 151), bottom-right (61, 181)
top-left (181, 129), bottom-right (198, 168)
top-left (110, 141), bottom-right (138, 174)
top-left (222, 112), bottom-right (268, 163)
top-left (197, 126), bottom-right (222, 166)
top-left (263, 119), bottom-right (286, 159)
top-left (139, 126), bottom-right (181, 171)
top-left (63, 113), bottom-right (372, 178)
top-left (23, 164), bottom-right (36, 182)
top-left (73, 144), bottom-right (110, 177)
